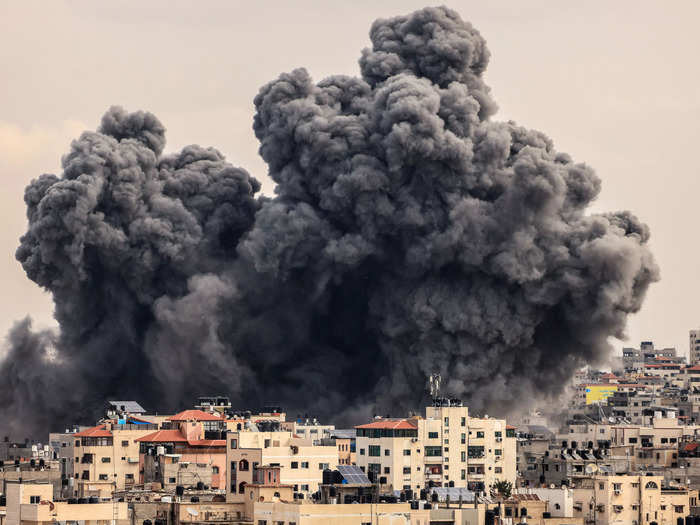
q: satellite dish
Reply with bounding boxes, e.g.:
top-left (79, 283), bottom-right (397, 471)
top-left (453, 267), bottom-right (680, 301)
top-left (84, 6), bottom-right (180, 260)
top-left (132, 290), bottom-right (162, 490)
top-left (550, 483), bottom-right (556, 489)
top-left (585, 464), bottom-right (599, 474)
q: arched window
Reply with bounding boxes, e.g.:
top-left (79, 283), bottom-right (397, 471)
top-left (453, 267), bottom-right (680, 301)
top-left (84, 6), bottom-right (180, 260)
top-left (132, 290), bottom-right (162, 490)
top-left (645, 481), bottom-right (658, 489)
top-left (239, 459), bottom-right (249, 471)
top-left (555, 503), bottom-right (561, 510)
top-left (274, 492), bottom-right (280, 498)
top-left (520, 508), bottom-right (527, 517)
top-left (239, 481), bottom-right (247, 494)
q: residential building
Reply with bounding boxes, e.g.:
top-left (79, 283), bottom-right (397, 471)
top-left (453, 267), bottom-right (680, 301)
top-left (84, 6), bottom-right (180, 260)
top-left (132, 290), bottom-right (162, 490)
top-left (3, 481), bottom-right (128, 525)
top-left (691, 329), bottom-right (700, 366)
top-left (572, 475), bottom-right (695, 525)
top-left (226, 427), bottom-right (338, 502)
top-left (72, 416), bottom-right (158, 498)
top-left (354, 402), bottom-right (516, 494)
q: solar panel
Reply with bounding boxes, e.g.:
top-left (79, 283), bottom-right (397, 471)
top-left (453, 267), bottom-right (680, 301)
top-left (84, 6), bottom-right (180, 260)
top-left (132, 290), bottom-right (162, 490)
top-left (337, 465), bottom-right (371, 484)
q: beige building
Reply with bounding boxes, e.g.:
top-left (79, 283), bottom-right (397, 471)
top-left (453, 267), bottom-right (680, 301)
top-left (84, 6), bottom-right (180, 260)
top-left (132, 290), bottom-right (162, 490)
top-left (355, 403), bottom-right (516, 494)
top-left (73, 419), bottom-right (158, 497)
top-left (226, 429), bottom-right (338, 501)
top-left (252, 501), bottom-right (429, 525)
top-left (572, 475), bottom-right (695, 525)
top-left (691, 329), bottom-right (700, 366)
top-left (3, 481), bottom-right (128, 525)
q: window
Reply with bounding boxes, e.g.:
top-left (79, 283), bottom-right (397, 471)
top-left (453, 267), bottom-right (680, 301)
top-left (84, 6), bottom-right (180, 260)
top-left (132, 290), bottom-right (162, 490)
top-left (384, 449), bottom-right (390, 456)
top-left (368, 445), bottom-right (381, 457)
top-left (168, 477), bottom-right (176, 483)
top-left (461, 417), bottom-right (466, 426)
top-left (403, 449), bottom-right (411, 456)
top-left (461, 469), bottom-right (465, 479)
top-left (444, 417), bottom-right (449, 426)
top-left (121, 440), bottom-right (129, 447)
top-left (258, 521), bottom-right (267, 525)
top-left (461, 451), bottom-right (466, 462)
top-left (425, 446), bottom-right (442, 457)
top-left (360, 448), bottom-right (365, 455)
top-left (125, 474), bottom-right (134, 480)
top-left (75, 440), bottom-right (81, 447)
top-left (239, 482), bottom-right (247, 494)
top-left (230, 439), bottom-right (238, 449)
top-left (319, 463), bottom-right (329, 470)
top-left (675, 505), bottom-right (684, 513)
top-left (461, 433), bottom-right (466, 444)
top-left (495, 467), bottom-right (502, 473)
top-left (495, 431), bottom-right (502, 438)
top-left (428, 432), bottom-right (439, 439)
top-left (239, 459), bottom-right (249, 471)
top-left (628, 438), bottom-right (637, 444)
top-left (30, 496), bottom-right (40, 504)
top-left (599, 483), bottom-right (605, 490)
top-left (291, 462), bottom-right (299, 469)
top-left (384, 467), bottom-right (390, 474)
top-left (494, 449), bottom-right (502, 456)
top-left (213, 466), bottom-right (219, 474)
top-left (101, 457), bottom-right (110, 463)
top-left (99, 474), bottom-right (108, 480)
top-left (444, 447), bottom-right (449, 453)
top-left (301, 462), bottom-right (309, 468)
top-left (301, 484), bottom-right (309, 491)
top-left (403, 467), bottom-right (411, 474)
top-left (476, 431), bottom-right (484, 438)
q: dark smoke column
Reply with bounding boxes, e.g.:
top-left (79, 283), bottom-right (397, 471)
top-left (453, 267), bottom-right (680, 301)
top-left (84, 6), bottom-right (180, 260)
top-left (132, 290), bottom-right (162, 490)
top-left (1, 6), bottom-right (658, 436)
top-left (240, 6), bottom-right (659, 415)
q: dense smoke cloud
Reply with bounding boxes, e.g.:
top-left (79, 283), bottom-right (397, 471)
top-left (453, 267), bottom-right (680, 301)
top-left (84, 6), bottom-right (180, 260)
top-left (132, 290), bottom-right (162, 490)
top-left (1, 6), bottom-right (658, 437)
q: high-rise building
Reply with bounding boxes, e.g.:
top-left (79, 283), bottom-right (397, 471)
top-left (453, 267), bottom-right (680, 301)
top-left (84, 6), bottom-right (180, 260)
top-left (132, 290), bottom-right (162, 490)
top-left (354, 401), bottom-right (516, 494)
top-left (690, 329), bottom-right (700, 366)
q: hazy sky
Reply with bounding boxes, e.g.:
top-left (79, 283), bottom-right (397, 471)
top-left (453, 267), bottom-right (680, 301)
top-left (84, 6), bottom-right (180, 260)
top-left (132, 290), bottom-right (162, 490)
top-left (1, 1), bottom-right (698, 360)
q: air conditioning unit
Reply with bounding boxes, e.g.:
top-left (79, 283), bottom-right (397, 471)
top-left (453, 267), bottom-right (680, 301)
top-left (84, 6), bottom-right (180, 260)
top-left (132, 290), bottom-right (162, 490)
top-left (496, 437), bottom-right (502, 442)
top-left (614, 489), bottom-right (621, 495)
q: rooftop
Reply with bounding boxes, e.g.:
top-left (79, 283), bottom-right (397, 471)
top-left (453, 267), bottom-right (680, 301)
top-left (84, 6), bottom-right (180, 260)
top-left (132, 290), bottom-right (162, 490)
top-left (74, 425), bottom-right (112, 438)
top-left (167, 409), bottom-right (224, 422)
top-left (355, 419), bottom-right (417, 430)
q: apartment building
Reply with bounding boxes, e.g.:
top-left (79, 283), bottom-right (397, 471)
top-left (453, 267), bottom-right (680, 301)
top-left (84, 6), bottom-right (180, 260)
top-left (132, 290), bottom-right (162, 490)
top-left (3, 481), bottom-right (128, 525)
top-left (354, 402), bottom-right (516, 493)
top-left (226, 428), bottom-right (338, 502)
top-left (72, 418), bottom-right (158, 498)
top-left (325, 429), bottom-right (356, 466)
top-left (137, 409), bottom-right (228, 490)
top-left (691, 330), bottom-right (700, 367)
top-left (281, 419), bottom-right (335, 443)
top-left (572, 475), bottom-right (695, 525)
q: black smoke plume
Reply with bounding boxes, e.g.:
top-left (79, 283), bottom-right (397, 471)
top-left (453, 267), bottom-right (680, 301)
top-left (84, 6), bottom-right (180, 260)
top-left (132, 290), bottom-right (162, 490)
top-left (1, 7), bottom-right (658, 437)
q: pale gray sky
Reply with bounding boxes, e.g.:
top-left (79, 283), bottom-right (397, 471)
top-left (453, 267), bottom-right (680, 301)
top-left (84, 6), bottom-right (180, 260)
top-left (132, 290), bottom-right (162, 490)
top-left (1, 1), bottom-right (698, 359)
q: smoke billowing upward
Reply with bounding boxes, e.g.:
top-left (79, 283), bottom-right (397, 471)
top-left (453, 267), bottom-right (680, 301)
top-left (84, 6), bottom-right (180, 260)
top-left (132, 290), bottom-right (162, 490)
top-left (1, 7), bottom-right (658, 437)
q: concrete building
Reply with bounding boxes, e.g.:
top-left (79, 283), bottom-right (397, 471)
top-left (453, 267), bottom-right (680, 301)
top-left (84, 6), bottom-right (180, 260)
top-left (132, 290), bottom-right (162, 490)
top-left (72, 417), bottom-right (159, 498)
top-left (226, 427), bottom-right (338, 502)
top-left (137, 409), bottom-right (229, 490)
top-left (354, 402), bottom-right (516, 494)
top-left (691, 329), bottom-right (700, 367)
top-left (3, 481), bottom-right (128, 525)
top-left (572, 475), bottom-right (695, 525)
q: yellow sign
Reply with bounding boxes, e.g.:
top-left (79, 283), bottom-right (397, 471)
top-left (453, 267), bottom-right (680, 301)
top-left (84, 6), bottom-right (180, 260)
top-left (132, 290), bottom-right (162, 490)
top-left (585, 385), bottom-right (618, 404)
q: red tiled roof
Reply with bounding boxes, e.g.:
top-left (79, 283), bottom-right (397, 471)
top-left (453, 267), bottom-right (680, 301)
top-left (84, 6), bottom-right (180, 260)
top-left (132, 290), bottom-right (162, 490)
top-left (355, 419), bottom-right (417, 430)
top-left (136, 430), bottom-right (188, 443)
top-left (685, 366), bottom-right (700, 372)
top-left (167, 410), bottom-right (224, 422)
top-left (506, 425), bottom-right (516, 430)
top-left (74, 425), bottom-right (112, 438)
top-left (601, 373), bottom-right (618, 379)
top-left (684, 443), bottom-right (698, 452)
